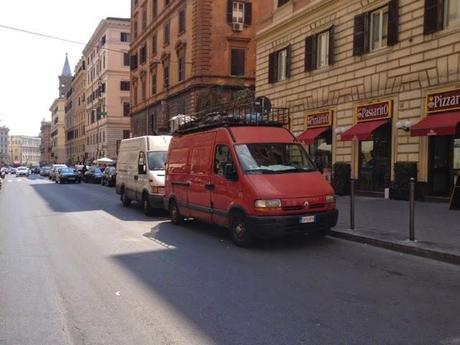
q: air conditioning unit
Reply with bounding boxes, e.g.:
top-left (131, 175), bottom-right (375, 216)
top-left (232, 22), bottom-right (243, 32)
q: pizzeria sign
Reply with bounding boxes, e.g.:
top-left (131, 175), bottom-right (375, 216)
top-left (356, 99), bottom-right (393, 123)
top-left (426, 88), bottom-right (460, 114)
top-left (305, 110), bottom-right (333, 128)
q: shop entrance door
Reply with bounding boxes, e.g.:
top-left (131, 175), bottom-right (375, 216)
top-left (358, 124), bottom-right (391, 193)
top-left (429, 136), bottom-right (453, 196)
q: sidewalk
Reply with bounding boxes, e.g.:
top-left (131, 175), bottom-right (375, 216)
top-left (331, 196), bottom-right (460, 265)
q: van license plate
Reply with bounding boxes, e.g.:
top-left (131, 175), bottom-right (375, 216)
top-left (300, 216), bottom-right (315, 224)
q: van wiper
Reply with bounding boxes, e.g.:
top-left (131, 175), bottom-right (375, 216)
top-left (245, 168), bottom-right (276, 174)
top-left (277, 167), bottom-right (317, 173)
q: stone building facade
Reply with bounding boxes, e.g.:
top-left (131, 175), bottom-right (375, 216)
top-left (0, 126), bottom-right (9, 165)
top-left (129, 0), bottom-right (259, 136)
top-left (256, 0), bottom-right (460, 198)
top-left (83, 18), bottom-right (132, 162)
top-left (65, 58), bottom-right (87, 164)
top-left (39, 120), bottom-right (52, 165)
top-left (8, 135), bottom-right (41, 166)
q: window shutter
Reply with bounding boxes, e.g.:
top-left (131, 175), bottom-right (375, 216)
top-left (328, 25), bottom-right (335, 65)
top-left (387, 0), bottom-right (399, 45)
top-left (423, 0), bottom-right (443, 34)
top-left (286, 45), bottom-right (292, 78)
top-left (244, 2), bottom-right (252, 25)
top-left (353, 14), bottom-right (365, 56)
top-left (227, 0), bottom-right (233, 24)
top-left (304, 35), bottom-right (316, 72)
top-left (268, 52), bottom-right (275, 83)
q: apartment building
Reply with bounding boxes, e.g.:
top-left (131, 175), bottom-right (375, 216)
top-left (129, 0), bottom-right (259, 136)
top-left (0, 126), bottom-right (9, 165)
top-left (83, 17), bottom-right (132, 162)
top-left (8, 135), bottom-right (41, 166)
top-left (256, 0), bottom-right (460, 199)
top-left (65, 58), bottom-right (87, 164)
top-left (39, 120), bottom-right (52, 165)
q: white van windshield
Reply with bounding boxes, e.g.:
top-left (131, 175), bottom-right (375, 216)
top-left (235, 143), bottom-right (316, 174)
top-left (148, 151), bottom-right (167, 170)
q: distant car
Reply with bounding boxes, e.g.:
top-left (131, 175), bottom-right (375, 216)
top-left (84, 167), bottom-right (103, 184)
top-left (40, 166), bottom-right (51, 177)
top-left (56, 167), bottom-right (81, 184)
top-left (101, 166), bottom-right (116, 187)
top-left (15, 166), bottom-right (29, 177)
top-left (9, 168), bottom-right (16, 174)
top-left (49, 164), bottom-right (67, 181)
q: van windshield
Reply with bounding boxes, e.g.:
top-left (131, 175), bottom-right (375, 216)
top-left (148, 151), bottom-right (167, 170)
top-left (235, 143), bottom-right (316, 174)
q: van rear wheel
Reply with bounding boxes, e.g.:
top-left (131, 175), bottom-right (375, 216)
top-left (169, 200), bottom-right (183, 225)
top-left (230, 213), bottom-right (254, 247)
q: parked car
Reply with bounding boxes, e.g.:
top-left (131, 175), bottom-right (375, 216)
top-left (9, 167), bottom-right (16, 175)
top-left (49, 164), bottom-right (67, 180)
top-left (101, 166), bottom-right (116, 187)
top-left (83, 167), bottom-right (104, 183)
top-left (40, 166), bottom-right (51, 177)
top-left (15, 166), bottom-right (30, 177)
top-left (164, 112), bottom-right (338, 247)
top-left (116, 135), bottom-right (172, 215)
top-left (56, 167), bottom-right (81, 184)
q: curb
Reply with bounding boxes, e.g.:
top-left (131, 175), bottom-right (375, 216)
top-left (329, 229), bottom-right (460, 266)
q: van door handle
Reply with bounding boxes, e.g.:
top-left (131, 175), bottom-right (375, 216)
top-left (134, 175), bottom-right (139, 181)
top-left (205, 183), bottom-right (215, 191)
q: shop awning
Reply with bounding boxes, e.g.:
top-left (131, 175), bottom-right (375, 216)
top-left (297, 127), bottom-right (330, 145)
top-left (410, 112), bottom-right (460, 136)
top-left (340, 119), bottom-right (388, 141)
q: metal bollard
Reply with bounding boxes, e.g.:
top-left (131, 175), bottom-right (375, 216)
top-left (409, 177), bottom-right (415, 241)
top-left (350, 179), bottom-right (355, 230)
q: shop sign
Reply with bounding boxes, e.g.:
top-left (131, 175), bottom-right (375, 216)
top-left (356, 100), bottom-right (393, 122)
top-left (426, 88), bottom-right (460, 114)
top-left (305, 110), bottom-right (333, 128)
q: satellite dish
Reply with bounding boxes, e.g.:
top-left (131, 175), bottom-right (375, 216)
top-left (254, 96), bottom-right (272, 115)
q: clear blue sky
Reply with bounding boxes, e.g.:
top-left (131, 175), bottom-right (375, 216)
top-left (0, 0), bottom-right (130, 136)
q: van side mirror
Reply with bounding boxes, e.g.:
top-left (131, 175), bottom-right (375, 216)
top-left (138, 164), bottom-right (146, 175)
top-left (224, 163), bottom-right (238, 181)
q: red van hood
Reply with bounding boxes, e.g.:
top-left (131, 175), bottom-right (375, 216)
top-left (246, 171), bottom-right (334, 199)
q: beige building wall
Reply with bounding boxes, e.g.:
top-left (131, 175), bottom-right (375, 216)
top-left (8, 135), bottom-right (41, 165)
top-left (256, 0), bottom-right (460, 195)
top-left (83, 17), bottom-right (131, 162)
top-left (50, 98), bottom-right (67, 163)
top-left (0, 126), bottom-right (9, 165)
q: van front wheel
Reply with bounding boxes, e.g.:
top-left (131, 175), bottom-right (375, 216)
top-left (169, 200), bottom-right (183, 225)
top-left (230, 214), bottom-right (254, 247)
top-left (143, 194), bottom-right (154, 216)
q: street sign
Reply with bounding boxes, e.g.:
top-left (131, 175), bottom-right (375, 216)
top-left (255, 96), bottom-right (272, 115)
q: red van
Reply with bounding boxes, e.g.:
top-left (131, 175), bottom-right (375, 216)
top-left (164, 112), bottom-right (338, 246)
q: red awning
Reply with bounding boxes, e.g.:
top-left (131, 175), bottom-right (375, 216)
top-left (340, 119), bottom-right (388, 141)
top-left (297, 127), bottom-right (330, 145)
top-left (410, 112), bottom-right (460, 136)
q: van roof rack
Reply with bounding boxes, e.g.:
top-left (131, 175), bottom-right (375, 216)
top-left (172, 103), bottom-right (290, 135)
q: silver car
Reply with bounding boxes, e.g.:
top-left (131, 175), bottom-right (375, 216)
top-left (15, 166), bottom-right (30, 177)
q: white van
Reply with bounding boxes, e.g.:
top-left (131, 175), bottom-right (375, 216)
top-left (116, 135), bottom-right (172, 215)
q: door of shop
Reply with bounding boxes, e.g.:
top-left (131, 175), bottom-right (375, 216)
top-left (429, 134), bottom-right (460, 197)
top-left (358, 124), bottom-right (391, 193)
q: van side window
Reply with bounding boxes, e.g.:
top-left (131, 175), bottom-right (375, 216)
top-left (214, 145), bottom-right (233, 175)
top-left (138, 151), bottom-right (146, 174)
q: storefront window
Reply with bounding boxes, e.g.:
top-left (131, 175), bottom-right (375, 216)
top-left (358, 124), bottom-right (391, 192)
top-left (454, 138), bottom-right (460, 170)
top-left (309, 134), bottom-right (332, 173)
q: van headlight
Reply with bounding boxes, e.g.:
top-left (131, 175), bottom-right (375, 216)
top-left (254, 199), bottom-right (282, 208)
top-left (326, 195), bottom-right (336, 203)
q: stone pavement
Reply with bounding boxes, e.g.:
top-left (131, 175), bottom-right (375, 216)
top-left (331, 196), bottom-right (460, 265)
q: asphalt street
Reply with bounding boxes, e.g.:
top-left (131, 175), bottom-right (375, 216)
top-left (1, 174), bottom-right (460, 345)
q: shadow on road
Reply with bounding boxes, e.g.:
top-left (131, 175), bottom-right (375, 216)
top-left (29, 176), bottom-right (169, 222)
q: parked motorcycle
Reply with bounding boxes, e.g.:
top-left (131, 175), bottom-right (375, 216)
top-left (0, 171), bottom-right (5, 179)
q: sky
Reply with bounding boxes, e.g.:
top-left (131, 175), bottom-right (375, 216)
top-left (0, 0), bottom-right (130, 136)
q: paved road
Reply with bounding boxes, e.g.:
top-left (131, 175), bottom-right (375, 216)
top-left (1, 175), bottom-right (460, 345)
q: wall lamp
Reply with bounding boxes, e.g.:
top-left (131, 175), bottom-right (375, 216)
top-left (396, 120), bottom-right (412, 132)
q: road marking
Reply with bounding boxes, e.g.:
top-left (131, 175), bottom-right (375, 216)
top-left (115, 291), bottom-right (121, 296)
